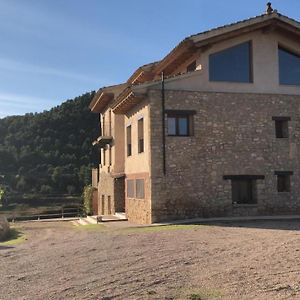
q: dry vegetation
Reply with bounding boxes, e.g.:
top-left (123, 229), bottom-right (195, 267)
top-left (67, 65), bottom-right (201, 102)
top-left (1, 220), bottom-right (300, 299)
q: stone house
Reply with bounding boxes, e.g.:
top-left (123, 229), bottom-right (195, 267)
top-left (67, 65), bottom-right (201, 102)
top-left (90, 4), bottom-right (300, 224)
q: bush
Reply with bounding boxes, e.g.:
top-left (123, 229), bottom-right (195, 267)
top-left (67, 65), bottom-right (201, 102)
top-left (40, 185), bottom-right (53, 194)
top-left (0, 216), bottom-right (10, 241)
top-left (82, 185), bottom-right (94, 215)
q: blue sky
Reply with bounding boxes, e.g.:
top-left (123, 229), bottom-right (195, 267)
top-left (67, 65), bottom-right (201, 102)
top-left (0, 0), bottom-right (299, 118)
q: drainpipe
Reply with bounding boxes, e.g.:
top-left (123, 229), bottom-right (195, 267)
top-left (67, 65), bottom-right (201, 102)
top-left (161, 72), bottom-right (166, 175)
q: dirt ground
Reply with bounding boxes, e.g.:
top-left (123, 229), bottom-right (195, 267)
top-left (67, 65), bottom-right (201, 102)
top-left (1, 220), bottom-right (300, 300)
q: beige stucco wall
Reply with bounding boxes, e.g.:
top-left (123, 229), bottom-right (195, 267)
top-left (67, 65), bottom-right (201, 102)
top-left (99, 109), bottom-right (125, 175)
top-left (124, 99), bottom-right (151, 174)
top-left (156, 29), bottom-right (300, 96)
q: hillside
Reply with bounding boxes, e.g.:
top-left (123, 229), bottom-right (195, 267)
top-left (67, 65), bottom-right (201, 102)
top-left (0, 92), bottom-right (99, 195)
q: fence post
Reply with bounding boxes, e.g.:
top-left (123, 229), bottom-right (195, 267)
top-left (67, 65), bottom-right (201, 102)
top-left (62, 207), bottom-right (64, 219)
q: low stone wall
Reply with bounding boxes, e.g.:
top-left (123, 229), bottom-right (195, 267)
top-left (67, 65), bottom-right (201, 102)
top-left (0, 216), bottom-right (10, 241)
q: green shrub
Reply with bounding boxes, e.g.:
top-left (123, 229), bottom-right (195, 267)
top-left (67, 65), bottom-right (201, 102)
top-left (82, 185), bottom-right (93, 215)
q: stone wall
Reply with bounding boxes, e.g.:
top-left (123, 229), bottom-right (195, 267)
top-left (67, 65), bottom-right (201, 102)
top-left (149, 89), bottom-right (300, 222)
top-left (98, 172), bottom-right (115, 215)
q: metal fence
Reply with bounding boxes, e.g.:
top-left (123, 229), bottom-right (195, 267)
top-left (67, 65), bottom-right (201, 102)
top-left (0, 205), bottom-right (86, 222)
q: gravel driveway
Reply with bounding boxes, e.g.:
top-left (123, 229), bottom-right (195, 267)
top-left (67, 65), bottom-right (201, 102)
top-left (1, 220), bottom-right (300, 299)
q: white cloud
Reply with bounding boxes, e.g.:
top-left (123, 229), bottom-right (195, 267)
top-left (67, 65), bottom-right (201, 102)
top-left (0, 57), bottom-right (102, 83)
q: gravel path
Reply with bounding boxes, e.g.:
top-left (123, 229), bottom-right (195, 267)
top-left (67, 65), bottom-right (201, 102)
top-left (1, 220), bottom-right (300, 299)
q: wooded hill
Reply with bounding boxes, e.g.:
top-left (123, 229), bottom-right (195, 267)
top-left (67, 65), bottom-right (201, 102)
top-left (0, 92), bottom-right (99, 195)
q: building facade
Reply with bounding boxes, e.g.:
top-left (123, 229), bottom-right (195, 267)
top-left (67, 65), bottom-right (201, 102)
top-left (90, 5), bottom-right (300, 224)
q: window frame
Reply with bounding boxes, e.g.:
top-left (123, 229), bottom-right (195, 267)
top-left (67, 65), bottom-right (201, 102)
top-left (278, 45), bottom-right (300, 86)
top-left (136, 179), bottom-right (145, 199)
top-left (138, 118), bottom-right (144, 154)
top-left (126, 179), bottom-right (135, 198)
top-left (209, 41), bottom-right (253, 83)
top-left (126, 125), bottom-right (132, 157)
top-left (272, 116), bottom-right (290, 139)
top-left (166, 110), bottom-right (196, 137)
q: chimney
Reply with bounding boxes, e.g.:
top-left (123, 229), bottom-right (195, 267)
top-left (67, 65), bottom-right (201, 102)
top-left (266, 2), bottom-right (274, 14)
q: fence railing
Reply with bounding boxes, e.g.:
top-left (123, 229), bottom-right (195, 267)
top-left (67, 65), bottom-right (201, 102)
top-left (0, 205), bottom-right (86, 222)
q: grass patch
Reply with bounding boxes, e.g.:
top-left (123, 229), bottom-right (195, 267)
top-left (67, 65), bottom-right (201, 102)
top-left (119, 224), bottom-right (206, 234)
top-left (75, 224), bottom-right (105, 231)
top-left (0, 226), bottom-right (26, 246)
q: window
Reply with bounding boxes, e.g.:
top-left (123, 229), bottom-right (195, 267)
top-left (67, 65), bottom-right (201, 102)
top-left (275, 171), bottom-right (293, 192)
top-left (278, 46), bottom-right (300, 85)
top-left (126, 125), bottom-right (132, 156)
top-left (101, 195), bottom-right (105, 215)
top-left (127, 179), bottom-right (134, 198)
top-left (187, 60), bottom-right (196, 72)
top-left (224, 175), bottom-right (264, 205)
top-left (231, 179), bottom-right (256, 204)
top-left (109, 146), bottom-right (112, 165)
top-left (107, 195), bottom-right (112, 214)
top-left (102, 149), bottom-right (106, 166)
top-left (136, 179), bottom-right (145, 199)
top-left (272, 117), bottom-right (290, 138)
top-left (166, 110), bottom-right (195, 136)
top-left (138, 118), bottom-right (144, 153)
top-left (209, 41), bottom-right (252, 83)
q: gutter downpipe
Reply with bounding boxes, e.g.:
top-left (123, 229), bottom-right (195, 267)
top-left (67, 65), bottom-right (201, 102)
top-left (161, 72), bottom-right (166, 175)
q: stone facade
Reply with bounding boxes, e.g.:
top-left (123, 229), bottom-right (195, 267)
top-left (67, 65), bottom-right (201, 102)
top-left (149, 89), bottom-right (300, 222)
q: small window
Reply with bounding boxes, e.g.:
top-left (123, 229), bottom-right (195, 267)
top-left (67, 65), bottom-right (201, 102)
top-left (136, 179), bottom-right (145, 199)
top-left (166, 110), bottom-right (195, 136)
top-left (209, 41), bottom-right (252, 83)
top-left (138, 118), bottom-right (144, 153)
top-left (278, 46), bottom-right (300, 85)
top-left (272, 117), bottom-right (290, 138)
top-left (187, 60), bottom-right (196, 72)
top-left (102, 149), bottom-right (106, 166)
top-left (127, 179), bottom-right (134, 198)
top-left (126, 125), bottom-right (132, 156)
top-left (231, 179), bottom-right (257, 204)
top-left (275, 171), bottom-right (293, 192)
top-left (101, 195), bottom-right (105, 214)
top-left (109, 146), bottom-right (112, 166)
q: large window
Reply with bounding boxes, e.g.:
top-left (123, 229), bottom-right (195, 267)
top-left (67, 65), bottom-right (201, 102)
top-left (126, 125), bottom-right (132, 156)
top-left (279, 46), bottom-right (300, 85)
top-left (209, 41), bottom-right (252, 83)
top-left (166, 110), bottom-right (195, 136)
top-left (231, 179), bottom-right (256, 204)
top-left (224, 175), bottom-right (264, 205)
top-left (138, 118), bottom-right (144, 153)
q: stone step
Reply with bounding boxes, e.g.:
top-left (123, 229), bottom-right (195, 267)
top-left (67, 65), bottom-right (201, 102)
top-left (86, 215), bottom-right (98, 224)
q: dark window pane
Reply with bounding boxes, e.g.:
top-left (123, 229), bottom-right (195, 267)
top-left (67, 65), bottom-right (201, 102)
top-left (167, 117), bottom-right (176, 135)
top-left (209, 41), bottom-right (252, 82)
top-left (136, 179), bottom-right (145, 199)
top-left (232, 179), bottom-right (256, 204)
top-left (277, 175), bottom-right (291, 192)
top-left (127, 179), bottom-right (134, 198)
top-left (275, 120), bottom-right (288, 138)
top-left (178, 117), bottom-right (188, 135)
top-left (279, 47), bottom-right (300, 85)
